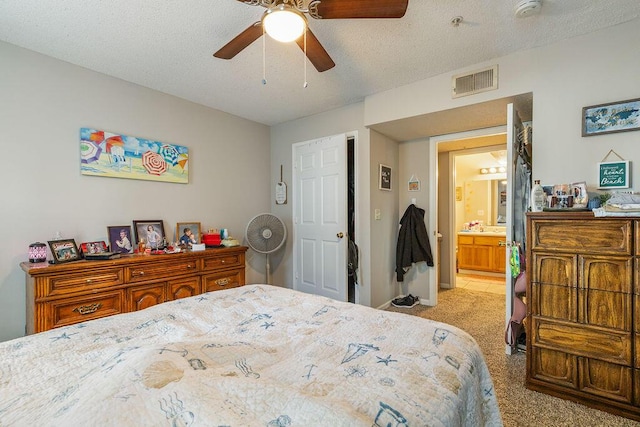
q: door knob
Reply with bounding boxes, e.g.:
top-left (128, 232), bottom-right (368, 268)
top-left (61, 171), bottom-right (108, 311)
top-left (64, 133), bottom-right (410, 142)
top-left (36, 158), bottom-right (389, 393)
top-left (337, 232), bottom-right (344, 239)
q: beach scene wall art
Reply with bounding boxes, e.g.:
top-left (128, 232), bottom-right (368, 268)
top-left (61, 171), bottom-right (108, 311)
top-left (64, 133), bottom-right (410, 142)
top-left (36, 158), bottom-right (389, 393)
top-left (80, 128), bottom-right (189, 183)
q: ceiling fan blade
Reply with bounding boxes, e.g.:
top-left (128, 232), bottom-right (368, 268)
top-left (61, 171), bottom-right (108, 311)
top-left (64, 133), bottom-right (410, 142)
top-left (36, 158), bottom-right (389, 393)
top-left (309, 0), bottom-right (408, 19)
top-left (295, 28), bottom-right (335, 72)
top-left (213, 22), bottom-right (263, 59)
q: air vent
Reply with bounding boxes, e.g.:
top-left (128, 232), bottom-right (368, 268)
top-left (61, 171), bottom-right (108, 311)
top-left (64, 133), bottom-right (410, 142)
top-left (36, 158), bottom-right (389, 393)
top-left (452, 65), bottom-right (498, 98)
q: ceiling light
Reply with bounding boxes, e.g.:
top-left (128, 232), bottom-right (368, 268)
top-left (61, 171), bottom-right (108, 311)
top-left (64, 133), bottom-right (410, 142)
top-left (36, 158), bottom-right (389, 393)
top-left (262, 5), bottom-right (307, 43)
top-left (480, 166), bottom-right (507, 174)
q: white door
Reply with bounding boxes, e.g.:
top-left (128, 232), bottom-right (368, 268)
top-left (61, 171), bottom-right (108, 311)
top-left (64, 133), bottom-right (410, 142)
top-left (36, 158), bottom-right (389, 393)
top-left (293, 134), bottom-right (348, 301)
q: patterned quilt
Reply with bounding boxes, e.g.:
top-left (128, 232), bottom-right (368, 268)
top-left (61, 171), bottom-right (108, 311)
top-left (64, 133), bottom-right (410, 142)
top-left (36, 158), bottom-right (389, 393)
top-left (0, 285), bottom-right (502, 426)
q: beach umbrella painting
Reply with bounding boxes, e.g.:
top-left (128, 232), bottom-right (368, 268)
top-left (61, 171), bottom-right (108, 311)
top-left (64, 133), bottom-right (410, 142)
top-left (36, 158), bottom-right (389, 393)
top-left (80, 140), bottom-right (102, 164)
top-left (177, 153), bottom-right (189, 173)
top-left (89, 130), bottom-right (105, 143)
top-left (142, 151), bottom-right (168, 176)
top-left (105, 135), bottom-right (124, 154)
top-left (159, 144), bottom-right (179, 166)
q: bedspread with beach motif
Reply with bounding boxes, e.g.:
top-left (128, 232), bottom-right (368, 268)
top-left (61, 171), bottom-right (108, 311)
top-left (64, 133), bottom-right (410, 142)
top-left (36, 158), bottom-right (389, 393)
top-left (0, 285), bottom-right (502, 426)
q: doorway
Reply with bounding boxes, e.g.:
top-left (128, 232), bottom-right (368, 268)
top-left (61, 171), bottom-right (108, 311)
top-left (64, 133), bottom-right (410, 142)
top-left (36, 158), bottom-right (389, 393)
top-left (450, 142), bottom-right (508, 289)
top-left (431, 126), bottom-right (508, 291)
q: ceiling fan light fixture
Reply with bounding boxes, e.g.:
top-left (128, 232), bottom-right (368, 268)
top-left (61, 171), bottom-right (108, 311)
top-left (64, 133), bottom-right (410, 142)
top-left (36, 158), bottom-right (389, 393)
top-left (262, 5), bottom-right (307, 43)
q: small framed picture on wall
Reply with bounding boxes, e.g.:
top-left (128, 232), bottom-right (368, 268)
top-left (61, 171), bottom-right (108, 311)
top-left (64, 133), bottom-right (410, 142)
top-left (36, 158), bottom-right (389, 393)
top-left (379, 164), bottom-right (392, 191)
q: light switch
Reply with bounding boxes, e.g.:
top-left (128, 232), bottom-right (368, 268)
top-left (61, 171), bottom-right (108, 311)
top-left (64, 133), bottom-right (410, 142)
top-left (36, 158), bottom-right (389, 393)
top-left (375, 209), bottom-right (381, 220)
top-left (477, 209), bottom-right (484, 216)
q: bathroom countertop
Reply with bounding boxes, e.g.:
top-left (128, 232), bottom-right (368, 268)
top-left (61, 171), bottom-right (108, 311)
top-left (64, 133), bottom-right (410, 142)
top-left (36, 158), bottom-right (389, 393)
top-left (457, 230), bottom-right (507, 237)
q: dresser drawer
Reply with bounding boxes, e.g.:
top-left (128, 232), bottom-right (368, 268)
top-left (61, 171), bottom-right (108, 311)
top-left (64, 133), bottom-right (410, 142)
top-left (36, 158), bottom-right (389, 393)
top-left (46, 291), bottom-right (123, 329)
top-left (203, 269), bottom-right (244, 292)
top-left (41, 268), bottom-right (124, 298)
top-left (202, 252), bottom-right (243, 271)
top-left (531, 219), bottom-right (632, 255)
top-left (126, 259), bottom-right (199, 283)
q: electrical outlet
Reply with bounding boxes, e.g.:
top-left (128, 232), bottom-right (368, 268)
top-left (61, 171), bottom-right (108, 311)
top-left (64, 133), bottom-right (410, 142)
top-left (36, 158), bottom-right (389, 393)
top-left (375, 209), bottom-right (381, 220)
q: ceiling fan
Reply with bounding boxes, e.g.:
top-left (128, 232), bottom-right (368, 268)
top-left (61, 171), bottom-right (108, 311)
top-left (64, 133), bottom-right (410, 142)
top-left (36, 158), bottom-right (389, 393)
top-left (213, 0), bottom-right (409, 72)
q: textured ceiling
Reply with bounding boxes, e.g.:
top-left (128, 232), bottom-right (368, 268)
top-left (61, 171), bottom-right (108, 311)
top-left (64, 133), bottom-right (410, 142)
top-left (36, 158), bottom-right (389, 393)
top-left (1, 1), bottom-right (639, 126)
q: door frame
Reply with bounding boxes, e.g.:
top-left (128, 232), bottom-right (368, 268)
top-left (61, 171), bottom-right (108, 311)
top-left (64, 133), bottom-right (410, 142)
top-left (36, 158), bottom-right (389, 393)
top-left (429, 125), bottom-right (508, 294)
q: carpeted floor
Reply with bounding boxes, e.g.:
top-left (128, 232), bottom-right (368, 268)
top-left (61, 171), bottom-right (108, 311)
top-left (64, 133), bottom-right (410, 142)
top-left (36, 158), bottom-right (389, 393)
top-left (386, 287), bottom-right (640, 426)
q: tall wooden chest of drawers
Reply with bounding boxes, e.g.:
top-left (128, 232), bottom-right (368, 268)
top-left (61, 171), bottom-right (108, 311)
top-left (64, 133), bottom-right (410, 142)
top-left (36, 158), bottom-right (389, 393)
top-left (21, 246), bottom-right (247, 334)
top-left (526, 212), bottom-right (640, 420)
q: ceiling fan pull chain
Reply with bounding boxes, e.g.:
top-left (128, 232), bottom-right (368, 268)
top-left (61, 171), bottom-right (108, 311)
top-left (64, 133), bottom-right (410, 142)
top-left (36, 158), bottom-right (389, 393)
top-left (303, 29), bottom-right (308, 88)
top-left (262, 26), bottom-right (267, 85)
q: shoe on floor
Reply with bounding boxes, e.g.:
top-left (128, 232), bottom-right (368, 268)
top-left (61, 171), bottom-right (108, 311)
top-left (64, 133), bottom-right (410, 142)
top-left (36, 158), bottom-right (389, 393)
top-left (391, 294), bottom-right (419, 308)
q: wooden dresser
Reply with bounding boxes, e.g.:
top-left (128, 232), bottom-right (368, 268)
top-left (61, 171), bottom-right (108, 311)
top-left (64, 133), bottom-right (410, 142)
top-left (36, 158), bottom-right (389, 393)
top-left (526, 212), bottom-right (640, 420)
top-left (21, 246), bottom-right (247, 334)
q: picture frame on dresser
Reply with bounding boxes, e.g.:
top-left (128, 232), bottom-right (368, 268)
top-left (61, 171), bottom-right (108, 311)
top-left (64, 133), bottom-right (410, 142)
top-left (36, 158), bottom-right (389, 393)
top-left (48, 239), bottom-right (80, 263)
top-left (80, 241), bottom-right (108, 256)
top-left (108, 225), bottom-right (133, 254)
top-left (176, 222), bottom-right (201, 246)
top-left (133, 220), bottom-right (165, 249)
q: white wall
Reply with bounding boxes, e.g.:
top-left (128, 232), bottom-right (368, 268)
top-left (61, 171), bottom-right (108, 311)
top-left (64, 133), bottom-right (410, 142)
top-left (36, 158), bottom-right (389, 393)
top-left (366, 19), bottom-right (640, 193)
top-left (0, 41), bottom-right (271, 341)
top-left (369, 131), bottom-right (400, 308)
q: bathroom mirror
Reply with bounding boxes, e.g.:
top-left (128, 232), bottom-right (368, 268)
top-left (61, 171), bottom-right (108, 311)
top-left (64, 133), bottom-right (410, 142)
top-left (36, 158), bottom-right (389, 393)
top-left (464, 179), bottom-right (507, 226)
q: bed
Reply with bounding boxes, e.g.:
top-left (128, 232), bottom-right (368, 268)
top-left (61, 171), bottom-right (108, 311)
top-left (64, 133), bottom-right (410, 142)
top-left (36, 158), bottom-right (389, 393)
top-left (0, 284), bottom-right (501, 426)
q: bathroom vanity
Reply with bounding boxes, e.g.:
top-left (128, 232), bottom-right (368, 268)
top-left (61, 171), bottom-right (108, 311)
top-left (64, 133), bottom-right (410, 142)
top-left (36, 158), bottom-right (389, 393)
top-left (457, 230), bottom-right (507, 273)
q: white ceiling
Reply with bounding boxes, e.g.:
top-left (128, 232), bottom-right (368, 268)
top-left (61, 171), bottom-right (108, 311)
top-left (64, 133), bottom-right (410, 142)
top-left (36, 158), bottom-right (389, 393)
top-left (1, 1), bottom-right (639, 127)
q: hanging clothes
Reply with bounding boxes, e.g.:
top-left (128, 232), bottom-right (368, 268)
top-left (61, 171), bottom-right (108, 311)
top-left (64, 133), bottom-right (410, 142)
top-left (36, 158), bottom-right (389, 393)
top-left (395, 204), bottom-right (434, 282)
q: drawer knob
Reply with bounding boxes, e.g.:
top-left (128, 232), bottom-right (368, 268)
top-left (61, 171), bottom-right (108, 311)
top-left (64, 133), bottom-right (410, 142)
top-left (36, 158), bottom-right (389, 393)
top-left (73, 303), bottom-right (102, 315)
top-left (187, 264), bottom-right (194, 269)
top-left (216, 278), bottom-right (230, 286)
top-left (86, 279), bottom-right (92, 283)
top-left (134, 271), bottom-right (145, 276)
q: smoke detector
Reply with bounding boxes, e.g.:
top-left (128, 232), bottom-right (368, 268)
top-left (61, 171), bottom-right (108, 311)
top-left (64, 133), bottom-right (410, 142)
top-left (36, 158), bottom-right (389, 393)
top-left (515, 0), bottom-right (542, 18)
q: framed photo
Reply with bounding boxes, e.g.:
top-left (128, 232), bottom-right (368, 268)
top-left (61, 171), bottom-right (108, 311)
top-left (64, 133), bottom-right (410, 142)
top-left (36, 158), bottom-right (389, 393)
top-left (408, 178), bottom-right (420, 192)
top-left (80, 241), bottom-right (108, 256)
top-left (133, 220), bottom-right (165, 249)
top-left (176, 222), bottom-right (201, 247)
top-left (598, 160), bottom-right (630, 189)
top-left (108, 225), bottom-right (133, 254)
top-left (582, 98), bottom-right (640, 137)
top-left (379, 164), bottom-right (392, 191)
top-left (570, 181), bottom-right (588, 207)
top-left (48, 239), bottom-right (80, 263)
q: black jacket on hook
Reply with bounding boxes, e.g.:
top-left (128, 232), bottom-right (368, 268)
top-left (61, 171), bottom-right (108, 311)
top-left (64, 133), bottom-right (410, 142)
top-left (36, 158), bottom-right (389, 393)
top-left (396, 204), bottom-right (434, 282)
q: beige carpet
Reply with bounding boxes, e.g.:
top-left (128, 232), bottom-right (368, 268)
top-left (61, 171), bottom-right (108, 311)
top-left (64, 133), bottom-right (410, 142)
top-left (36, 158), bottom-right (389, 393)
top-left (386, 287), bottom-right (640, 426)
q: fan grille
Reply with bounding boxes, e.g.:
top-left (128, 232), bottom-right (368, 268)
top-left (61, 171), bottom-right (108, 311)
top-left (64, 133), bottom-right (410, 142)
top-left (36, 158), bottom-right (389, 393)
top-left (245, 213), bottom-right (286, 254)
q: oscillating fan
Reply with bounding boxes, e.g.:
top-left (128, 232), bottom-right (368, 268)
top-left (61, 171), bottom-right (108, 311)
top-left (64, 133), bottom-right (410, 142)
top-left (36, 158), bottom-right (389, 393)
top-left (245, 213), bottom-right (287, 284)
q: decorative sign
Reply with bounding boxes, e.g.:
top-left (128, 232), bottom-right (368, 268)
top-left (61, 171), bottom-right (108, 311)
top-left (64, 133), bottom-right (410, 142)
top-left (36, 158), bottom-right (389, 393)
top-left (275, 165), bottom-right (287, 204)
top-left (598, 160), bottom-right (630, 189)
top-left (379, 164), bottom-right (391, 191)
top-left (275, 182), bottom-right (287, 205)
top-left (408, 174), bottom-right (420, 191)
